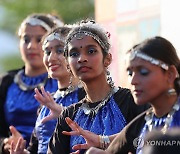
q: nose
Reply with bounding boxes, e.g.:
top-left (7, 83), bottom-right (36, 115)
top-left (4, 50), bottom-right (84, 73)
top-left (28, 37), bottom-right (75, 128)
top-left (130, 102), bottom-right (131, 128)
top-left (77, 54), bottom-right (88, 63)
top-left (130, 73), bottom-right (139, 86)
top-left (48, 51), bottom-right (57, 62)
top-left (27, 39), bottom-right (38, 49)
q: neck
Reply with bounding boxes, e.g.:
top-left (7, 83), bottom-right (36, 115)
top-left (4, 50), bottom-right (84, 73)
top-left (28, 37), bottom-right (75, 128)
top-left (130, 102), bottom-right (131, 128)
top-left (152, 95), bottom-right (178, 117)
top-left (25, 65), bottom-right (47, 77)
top-left (83, 75), bottom-right (111, 103)
top-left (58, 74), bottom-right (78, 89)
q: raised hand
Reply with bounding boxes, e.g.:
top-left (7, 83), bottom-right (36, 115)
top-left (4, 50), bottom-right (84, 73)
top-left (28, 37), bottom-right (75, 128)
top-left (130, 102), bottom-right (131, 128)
top-left (62, 117), bottom-right (100, 151)
top-left (3, 126), bottom-right (23, 153)
top-left (10, 137), bottom-right (28, 154)
top-left (34, 86), bottom-right (63, 123)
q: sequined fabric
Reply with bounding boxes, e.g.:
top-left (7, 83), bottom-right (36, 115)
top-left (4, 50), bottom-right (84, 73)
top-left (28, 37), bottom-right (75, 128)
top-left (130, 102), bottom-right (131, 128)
top-left (70, 96), bottom-right (126, 153)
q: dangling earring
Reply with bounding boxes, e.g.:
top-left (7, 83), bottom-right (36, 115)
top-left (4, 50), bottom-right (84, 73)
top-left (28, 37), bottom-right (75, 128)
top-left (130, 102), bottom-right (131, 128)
top-left (68, 73), bottom-right (74, 92)
top-left (106, 68), bottom-right (114, 88)
top-left (67, 65), bottom-right (74, 92)
top-left (167, 88), bottom-right (177, 96)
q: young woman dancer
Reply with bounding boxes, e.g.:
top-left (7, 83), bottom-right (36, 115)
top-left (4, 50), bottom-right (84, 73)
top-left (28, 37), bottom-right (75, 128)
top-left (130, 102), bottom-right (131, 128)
top-left (0, 13), bottom-right (62, 153)
top-left (86, 36), bottom-right (180, 154)
top-left (47, 20), bottom-right (149, 154)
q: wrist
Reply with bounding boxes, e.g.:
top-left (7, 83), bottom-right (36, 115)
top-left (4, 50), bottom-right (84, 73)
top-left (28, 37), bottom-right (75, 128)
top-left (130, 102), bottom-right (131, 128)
top-left (99, 135), bottom-right (110, 150)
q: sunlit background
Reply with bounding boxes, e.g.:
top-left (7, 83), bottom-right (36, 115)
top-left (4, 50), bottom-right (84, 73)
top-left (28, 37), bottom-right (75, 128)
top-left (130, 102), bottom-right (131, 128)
top-left (1, 0), bottom-right (180, 87)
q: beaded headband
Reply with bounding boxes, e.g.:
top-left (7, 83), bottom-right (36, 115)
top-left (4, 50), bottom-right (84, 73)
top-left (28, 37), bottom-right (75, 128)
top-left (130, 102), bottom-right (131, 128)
top-left (42, 32), bottom-right (65, 51)
top-left (129, 50), bottom-right (169, 70)
top-left (47, 14), bottom-right (64, 27)
top-left (66, 30), bottom-right (108, 51)
top-left (18, 17), bottom-right (51, 36)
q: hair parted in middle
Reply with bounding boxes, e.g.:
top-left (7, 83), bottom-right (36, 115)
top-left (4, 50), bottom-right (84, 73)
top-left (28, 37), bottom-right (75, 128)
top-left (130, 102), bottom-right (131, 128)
top-left (64, 19), bottom-right (111, 57)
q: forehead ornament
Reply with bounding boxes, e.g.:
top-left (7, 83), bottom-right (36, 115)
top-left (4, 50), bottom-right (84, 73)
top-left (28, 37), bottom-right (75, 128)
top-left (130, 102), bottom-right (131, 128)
top-left (130, 50), bottom-right (169, 70)
top-left (67, 30), bottom-right (108, 51)
top-left (18, 17), bottom-right (51, 36)
top-left (42, 32), bottom-right (65, 51)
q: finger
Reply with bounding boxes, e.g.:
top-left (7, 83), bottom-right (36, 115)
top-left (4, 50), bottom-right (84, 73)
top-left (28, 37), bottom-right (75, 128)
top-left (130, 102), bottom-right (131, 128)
top-left (65, 117), bottom-right (81, 131)
top-left (34, 88), bottom-right (40, 94)
top-left (9, 126), bottom-right (22, 138)
top-left (3, 138), bottom-right (9, 144)
top-left (15, 138), bottom-right (25, 152)
top-left (62, 130), bottom-right (79, 136)
top-left (10, 141), bottom-right (15, 152)
top-left (73, 143), bottom-right (88, 150)
top-left (19, 139), bottom-right (26, 151)
top-left (70, 150), bottom-right (80, 154)
top-left (41, 86), bottom-right (48, 97)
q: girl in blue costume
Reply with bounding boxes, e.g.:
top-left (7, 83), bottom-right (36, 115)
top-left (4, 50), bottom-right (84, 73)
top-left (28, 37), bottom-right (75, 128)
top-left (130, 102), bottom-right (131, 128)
top-left (29, 26), bottom-right (85, 154)
top-left (86, 36), bottom-right (180, 154)
top-left (0, 13), bottom-right (60, 153)
top-left (9, 26), bottom-right (86, 154)
top-left (48, 20), bottom-right (149, 154)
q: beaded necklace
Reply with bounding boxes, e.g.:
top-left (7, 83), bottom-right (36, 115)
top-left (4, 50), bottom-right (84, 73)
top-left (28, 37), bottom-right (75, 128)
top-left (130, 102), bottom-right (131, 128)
top-left (144, 101), bottom-right (180, 134)
top-left (14, 70), bottom-right (48, 91)
top-left (80, 87), bottom-right (118, 116)
top-left (53, 86), bottom-right (76, 99)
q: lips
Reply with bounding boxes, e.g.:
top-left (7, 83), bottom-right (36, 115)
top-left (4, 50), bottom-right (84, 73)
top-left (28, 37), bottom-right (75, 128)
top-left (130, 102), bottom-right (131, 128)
top-left (49, 64), bottom-right (59, 71)
top-left (28, 53), bottom-right (38, 58)
top-left (78, 66), bottom-right (91, 72)
top-left (133, 89), bottom-right (143, 96)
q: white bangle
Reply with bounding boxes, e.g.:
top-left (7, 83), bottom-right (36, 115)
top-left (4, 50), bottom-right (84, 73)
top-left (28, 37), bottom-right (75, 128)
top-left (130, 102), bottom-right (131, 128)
top-left (99, 135), bottom-right (110, 149)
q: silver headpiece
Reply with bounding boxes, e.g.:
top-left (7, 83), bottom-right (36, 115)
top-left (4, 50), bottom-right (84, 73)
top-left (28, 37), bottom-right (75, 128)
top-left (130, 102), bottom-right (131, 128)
top-left (18, 17), bottom-right (51, 36)
top-left (130, 50), bottom-right (169, 70)
top-left (66, 30), bottom-right (108, 51)
top-left (42, 32), bottom-right (65, 51)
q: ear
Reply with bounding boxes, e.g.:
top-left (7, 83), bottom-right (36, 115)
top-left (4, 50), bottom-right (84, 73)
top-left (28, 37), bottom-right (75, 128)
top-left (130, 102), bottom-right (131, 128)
top-left (167, 65), bottom-right (178, 84)
top-left (104, 53), bottom-right (112, 67)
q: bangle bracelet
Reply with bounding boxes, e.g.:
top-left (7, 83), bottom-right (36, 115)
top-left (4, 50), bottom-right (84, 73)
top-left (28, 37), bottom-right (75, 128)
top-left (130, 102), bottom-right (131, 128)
top-left (99, 135), bottom-right (110, 149)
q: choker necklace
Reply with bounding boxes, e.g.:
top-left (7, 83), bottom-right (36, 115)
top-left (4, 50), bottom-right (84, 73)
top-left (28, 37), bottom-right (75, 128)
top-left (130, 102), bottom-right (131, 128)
top-left (145, 101), bottom-right (180, 134)
top-left (80, 87), bottom-right (118, 116)
top-left (14, 70), bottom-right (48, 91)
top-left (54, 86), bottom-right (76, 99)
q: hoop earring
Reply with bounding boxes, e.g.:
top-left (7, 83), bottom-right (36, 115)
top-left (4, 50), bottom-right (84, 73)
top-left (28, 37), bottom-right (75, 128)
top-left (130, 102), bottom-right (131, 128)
top-left (106, 68), bottom-right (114, 88)
top-left (167, 88), bottom-right (177, 96)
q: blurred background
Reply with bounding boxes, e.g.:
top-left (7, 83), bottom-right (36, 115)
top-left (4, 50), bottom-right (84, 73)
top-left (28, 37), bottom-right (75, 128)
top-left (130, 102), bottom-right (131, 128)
top-left (1, 0), bottom-right (180, 87)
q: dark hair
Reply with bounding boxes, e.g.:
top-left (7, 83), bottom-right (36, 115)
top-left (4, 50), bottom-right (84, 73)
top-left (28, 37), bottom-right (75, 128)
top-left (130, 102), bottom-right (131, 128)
top-left (64, 19), bottom-right (111, 57)
top-left (130, 36), bottom-right (180, 94)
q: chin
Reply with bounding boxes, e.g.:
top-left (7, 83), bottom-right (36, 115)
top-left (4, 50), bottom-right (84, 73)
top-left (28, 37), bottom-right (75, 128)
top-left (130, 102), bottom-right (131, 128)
top-left (134, 98), bottom-right (147, 106)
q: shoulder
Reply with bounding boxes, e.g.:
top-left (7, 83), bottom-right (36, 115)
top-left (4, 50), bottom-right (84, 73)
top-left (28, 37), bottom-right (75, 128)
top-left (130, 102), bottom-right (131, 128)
top-left (0, 68), bottom-right (21, 88)
top-left (113, 87), bottom-right (133, 101)
top-left (60, 100), bottom-right (84, 120)
top-left (113, 86), bottom-right (134, 106)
